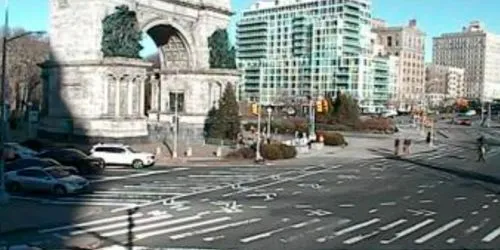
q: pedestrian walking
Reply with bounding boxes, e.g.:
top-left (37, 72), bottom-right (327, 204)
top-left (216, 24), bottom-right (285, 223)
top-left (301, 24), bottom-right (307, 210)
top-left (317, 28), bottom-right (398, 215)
top-left (394, 138), bottom-right (400, 156)
top-left (477, 136), bottom-right (487, 163)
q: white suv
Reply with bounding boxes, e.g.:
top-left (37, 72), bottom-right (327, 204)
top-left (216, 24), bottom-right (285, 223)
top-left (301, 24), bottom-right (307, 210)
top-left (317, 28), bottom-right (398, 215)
top-left (89, 143), bottom-right (156, 169)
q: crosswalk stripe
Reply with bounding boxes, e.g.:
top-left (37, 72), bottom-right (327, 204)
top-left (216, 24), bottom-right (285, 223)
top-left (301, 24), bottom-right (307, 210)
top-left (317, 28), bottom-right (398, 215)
top-left (342, 218), bottom-right (407, 245)
top-left (334, 218), bottom-right (380, 236)
top-left (39, 213), bottom-right (144, 233)
top-left (169, 218), bottom-right (262, 240)
top-left (135, 217), bottom-right (232, 240)
top-left (380, 219), bottom-right (407, 231)
top-left (414, 219), bottom-right (464, 244)
top-left (241, 219), bottom-right (321, 243)
top-left (101, 212), bottom-right (209, 238)
top-left (70, 214), bottom-right (173, 236)
top-left (482, 226), bottom-right (500, 242)
top-left (380, 219), bottom-right (434, 244)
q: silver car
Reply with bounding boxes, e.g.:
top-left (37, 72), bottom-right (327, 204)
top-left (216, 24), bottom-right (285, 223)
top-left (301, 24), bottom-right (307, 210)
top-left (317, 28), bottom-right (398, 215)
top-left (5, 167), bottom-right (90, 195)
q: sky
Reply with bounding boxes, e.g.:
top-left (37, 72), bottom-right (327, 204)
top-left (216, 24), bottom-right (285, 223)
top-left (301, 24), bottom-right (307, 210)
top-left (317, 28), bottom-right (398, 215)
top-left (4, 0), bottom-right (500, 61)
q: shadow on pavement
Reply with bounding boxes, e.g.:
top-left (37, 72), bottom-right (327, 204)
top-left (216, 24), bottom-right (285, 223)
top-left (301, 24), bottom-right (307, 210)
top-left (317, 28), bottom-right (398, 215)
top-left (368, 148), bottom-right (500, 194)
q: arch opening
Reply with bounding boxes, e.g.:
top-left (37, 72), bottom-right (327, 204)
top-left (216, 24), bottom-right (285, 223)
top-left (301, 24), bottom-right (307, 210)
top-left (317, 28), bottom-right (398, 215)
top-left (146, 24), bottom-right (191, 70)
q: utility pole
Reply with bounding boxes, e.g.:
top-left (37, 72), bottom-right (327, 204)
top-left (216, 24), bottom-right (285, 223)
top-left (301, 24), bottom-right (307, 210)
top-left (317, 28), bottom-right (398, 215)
top-left (0, 0), bottom-right (9, 204)
top-left (255, 60), bottom-right (264, 162)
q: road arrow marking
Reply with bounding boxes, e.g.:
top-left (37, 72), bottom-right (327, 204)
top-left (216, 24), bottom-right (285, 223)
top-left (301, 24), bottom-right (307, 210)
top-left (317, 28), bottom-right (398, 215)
top-left (406, 209), bottom-right (436, 217)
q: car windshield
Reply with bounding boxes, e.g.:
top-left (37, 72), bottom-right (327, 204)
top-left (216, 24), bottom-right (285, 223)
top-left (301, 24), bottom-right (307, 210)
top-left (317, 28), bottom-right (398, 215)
top-left (60, 149), bottom-right (88, 159)
top-left (47, 168), bottom-right (71, 178)
top-left (126, 146), bottom-right (138, 153)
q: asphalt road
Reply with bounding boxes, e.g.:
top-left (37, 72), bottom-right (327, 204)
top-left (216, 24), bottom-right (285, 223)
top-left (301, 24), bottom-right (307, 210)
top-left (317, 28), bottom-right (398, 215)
top-left (2, 135), bottom-right (500, 249)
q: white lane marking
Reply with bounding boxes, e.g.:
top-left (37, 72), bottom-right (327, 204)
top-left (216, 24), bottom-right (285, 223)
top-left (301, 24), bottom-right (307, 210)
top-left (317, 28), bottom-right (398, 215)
top-left (170, 218), bottom-right (262, 240)
top-left (465, 218), bottom-right (490, 234)
top-left (454, 197), bottom-right (467, 201)
top-left (135, 217), bottom-right (231, 240)
top-left (316, 218), bottom-right (380, 243)
top-left (101, 212), bottom-right (210, 238)
top-left (112, 169), bottom-right (307, 213)
top-left (369, 209), bottom-right (378, 214)
top-left (380, 219), bottom-right (434, 244)
top-left (380, 219), bottom-right (407, 231)
top-left (42, 201), bottom-right (138, 207)
top-left (482, 204), bottom-right (489, 209)
top-left (280, 219), bottom-right (351, 243)
top-left (250, 206), bottom-right (268, 209)
top-left (203, 235), bottom-right (225, 242)
top-left (92, 191), bottom-right (183, 196)
top-left (419, 200), bottom-right (433, 204)
top-left (342, 219), bottom-right (408, 245)
top-left (223, 167), bottom-right (338, 197)
top-left (39, 213), bottom-right (143, 233)
top-left (482, 226), bottom-right (500, 242)
top-left (485, 194), bottom-right (496, 197)
top-left (493, 199), bottom-right (499, 203)
top-left (295, 204), bottom-right (312, 209)
top-left (343, 230), bottom-right (380, 245)
top-left (380, 202), bottom-right (397, 206)
top-left (91, 168), bottom-right (188, 183)
top-left (446, 238), bottom-right (456, 244)
top-left (414, 219), bottom-right (464, 244)
top-left (70, 214), bottom-right (173, 236)
top-left (241, 219), bottom-right (321, 243)
top-left (58, 197), bottom-right (151, 203)
top-left (339, 204), bottom-right (355, 208)
top-left (188, 175), bottom-right (255, 178)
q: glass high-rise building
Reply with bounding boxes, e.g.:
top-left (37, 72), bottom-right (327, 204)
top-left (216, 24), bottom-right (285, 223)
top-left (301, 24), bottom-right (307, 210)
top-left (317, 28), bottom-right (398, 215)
top-left (236, 0), bottom-right (391, 113)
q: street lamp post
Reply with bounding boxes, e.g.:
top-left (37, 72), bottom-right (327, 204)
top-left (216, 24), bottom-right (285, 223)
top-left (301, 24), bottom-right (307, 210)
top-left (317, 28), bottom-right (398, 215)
top-left (0, 0), bottom-right (10, 204)
top-left (255, 61), bottom-right (264, 162)
top-left (266, 107), bottom-right (272, 139)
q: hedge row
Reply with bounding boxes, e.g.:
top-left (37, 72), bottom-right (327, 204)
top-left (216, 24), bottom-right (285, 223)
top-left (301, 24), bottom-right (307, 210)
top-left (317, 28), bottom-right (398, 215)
top-left (226, 143), bottom-right (297, 160)
top-left (243, 117), bottom-right (395, 135)
top-left (317, 131), bottom-right (347, 146)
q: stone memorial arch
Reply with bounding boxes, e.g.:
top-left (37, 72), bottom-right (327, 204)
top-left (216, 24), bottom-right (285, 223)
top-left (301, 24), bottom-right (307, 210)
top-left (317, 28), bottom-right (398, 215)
top-left (39, 0), bottom-right (240, 141)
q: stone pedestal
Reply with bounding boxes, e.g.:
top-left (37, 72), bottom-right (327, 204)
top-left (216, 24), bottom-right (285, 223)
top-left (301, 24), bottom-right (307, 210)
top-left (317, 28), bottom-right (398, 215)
top-left (39, 58), bottom-right (152, 142)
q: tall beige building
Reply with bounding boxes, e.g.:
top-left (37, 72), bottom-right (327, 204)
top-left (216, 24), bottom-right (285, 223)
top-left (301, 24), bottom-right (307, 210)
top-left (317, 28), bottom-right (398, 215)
top-left (433, 21), bottom-right (500, 100)
top-left (372, 19), bottom-right (426, 110)
top-left (425, 64), bottom-right (465, 106)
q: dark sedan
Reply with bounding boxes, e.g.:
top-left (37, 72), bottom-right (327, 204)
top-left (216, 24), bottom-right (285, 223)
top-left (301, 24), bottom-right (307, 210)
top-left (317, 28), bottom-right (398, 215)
top-left (37, 149), bottom-right (105, 175)
top-left (5, 158), bottom-right (79, 174)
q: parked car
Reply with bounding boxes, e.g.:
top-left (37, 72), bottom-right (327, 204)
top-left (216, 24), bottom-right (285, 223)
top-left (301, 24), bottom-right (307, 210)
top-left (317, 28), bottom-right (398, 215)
top-left (5, 167), bottom-right (90, 195)
top-left (5, 158), bottom-right (79, 174)
top-left (3, 142), bottom-right (38, 161)
top-left (89, 143), bottom-right (156, 169)
top-left (37, 149), bottom-right (105, 175)
top-left (382, 110), bottom-right (398, 118)
top-left (453, 116), bottom-right (472, 126)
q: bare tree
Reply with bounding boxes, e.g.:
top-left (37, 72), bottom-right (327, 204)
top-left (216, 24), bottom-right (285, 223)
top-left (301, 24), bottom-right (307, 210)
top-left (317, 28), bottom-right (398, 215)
top-left (0, 27), bottom-right (49, 116)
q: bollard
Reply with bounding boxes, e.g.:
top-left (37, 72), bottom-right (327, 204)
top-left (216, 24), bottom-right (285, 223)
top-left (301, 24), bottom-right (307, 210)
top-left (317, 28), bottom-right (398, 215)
top-left (156, 146), bottom-right (161, 156)
top-left (186, 147), bottom-right (192, 157)
top-left (216, 147), bottom-right (222, 157)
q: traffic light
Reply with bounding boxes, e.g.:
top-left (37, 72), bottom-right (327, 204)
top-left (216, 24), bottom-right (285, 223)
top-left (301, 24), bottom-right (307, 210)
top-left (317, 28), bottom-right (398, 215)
top-left (251, 103), bottom-right (258, 115)
top-left (322, 99), bottom-right (329, 112)
top-left (316, 100), bottom-right (323, 113)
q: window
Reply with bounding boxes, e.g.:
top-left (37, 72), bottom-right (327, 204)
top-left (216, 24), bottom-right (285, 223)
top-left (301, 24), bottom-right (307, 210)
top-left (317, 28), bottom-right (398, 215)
top-left (18, 169), bottom-right (48, 179)
top-left (387, 36), bottom-right (392, 47)
top-left (169, 92), bottom-right (185, 112)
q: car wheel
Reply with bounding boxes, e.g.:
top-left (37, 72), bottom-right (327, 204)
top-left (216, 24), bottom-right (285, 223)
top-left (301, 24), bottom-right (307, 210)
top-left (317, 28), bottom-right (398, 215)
top-left (7, 182), bottom-right (21, 193)
top-left (132, 159), bottom-right (144, 169)
top-left (53, 185), bottom-right (67, 196)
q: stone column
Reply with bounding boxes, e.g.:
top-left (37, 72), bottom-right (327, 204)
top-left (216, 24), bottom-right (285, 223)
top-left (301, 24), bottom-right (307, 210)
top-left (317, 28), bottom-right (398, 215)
top-left (128, 79), bottom-right (133, 116)
top-left (151, 79), bottom-right (158, 111)
top-left (115, 78), bottom-right (120, 118)
top-left (140, 78), bottom-right (145, 117)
